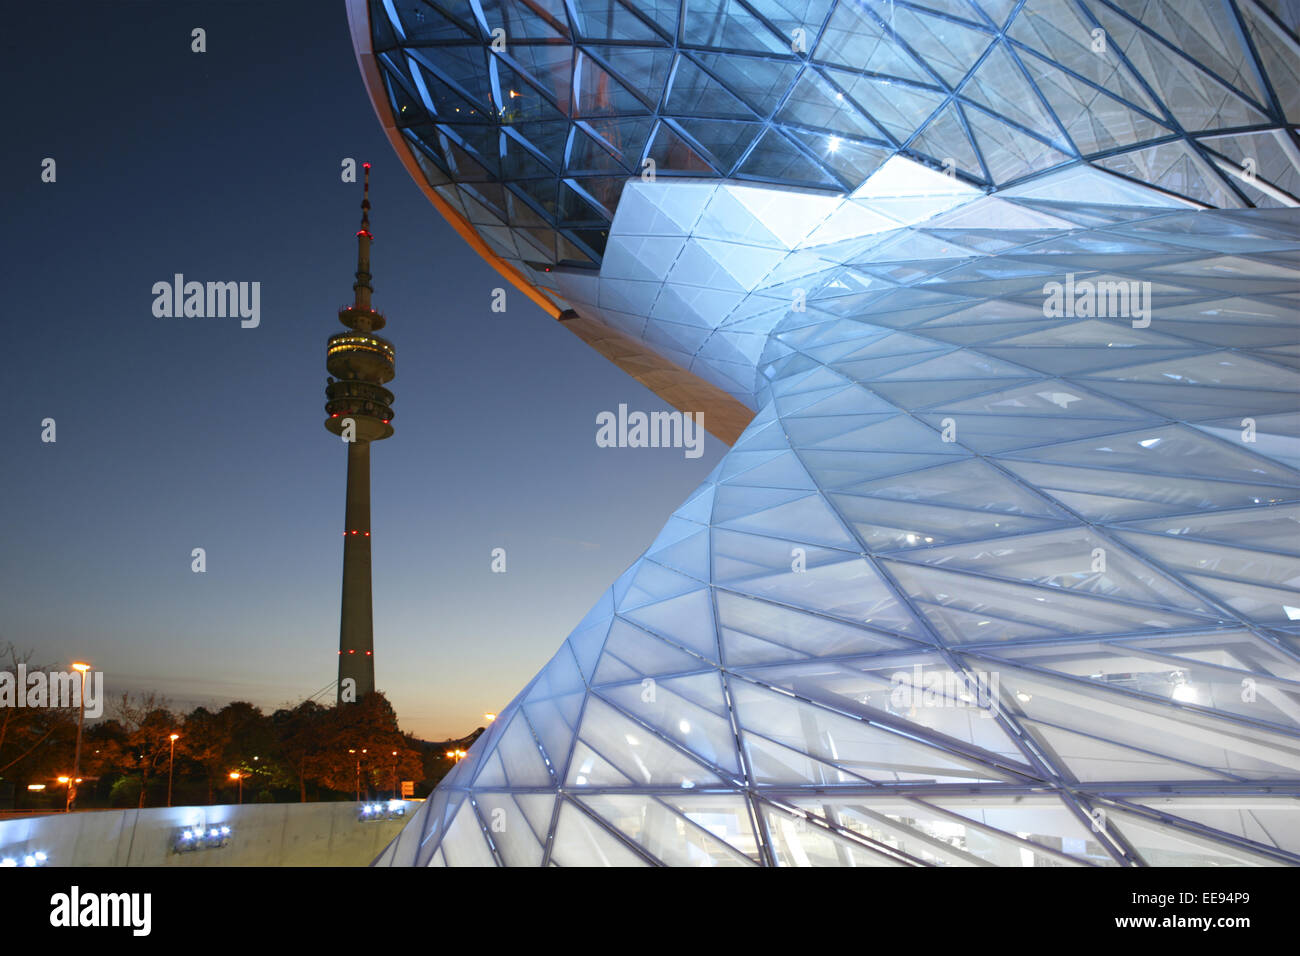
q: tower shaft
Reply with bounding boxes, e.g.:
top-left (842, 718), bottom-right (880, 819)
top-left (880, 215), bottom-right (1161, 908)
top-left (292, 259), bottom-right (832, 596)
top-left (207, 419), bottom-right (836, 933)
top-left (338, 440), bottom-right (374, 698)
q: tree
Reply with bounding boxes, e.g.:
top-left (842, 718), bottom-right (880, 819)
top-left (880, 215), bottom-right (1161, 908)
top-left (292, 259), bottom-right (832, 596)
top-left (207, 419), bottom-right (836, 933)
top-left (112, 693), bottom-right (180, 808)
top-left (273, 694), bottom-right (423, 801)
top-left (0, 644), bottom-right (78, 802)
top-left (183, 702), bottom-right (276, 803)
top-left (273, 700), bottom-right (332, 803)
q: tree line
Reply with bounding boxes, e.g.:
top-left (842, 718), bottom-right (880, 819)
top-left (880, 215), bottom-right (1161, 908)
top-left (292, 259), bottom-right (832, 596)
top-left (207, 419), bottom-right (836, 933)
top-left (0, 645), bottom-right (482, 810)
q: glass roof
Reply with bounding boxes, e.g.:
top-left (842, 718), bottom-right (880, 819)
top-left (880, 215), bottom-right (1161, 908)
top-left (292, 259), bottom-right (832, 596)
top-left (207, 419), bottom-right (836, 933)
top-left (366, 0), bottom-right (1299, 288)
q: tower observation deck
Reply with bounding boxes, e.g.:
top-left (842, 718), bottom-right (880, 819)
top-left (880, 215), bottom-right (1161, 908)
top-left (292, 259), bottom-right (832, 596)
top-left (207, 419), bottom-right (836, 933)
top-left (325, 162), bottom-right (394, 703)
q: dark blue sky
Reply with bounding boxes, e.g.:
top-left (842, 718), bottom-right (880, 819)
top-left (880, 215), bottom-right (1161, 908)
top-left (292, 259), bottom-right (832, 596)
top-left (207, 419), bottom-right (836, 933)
top-left (2, 1), bottom-right (723, 738)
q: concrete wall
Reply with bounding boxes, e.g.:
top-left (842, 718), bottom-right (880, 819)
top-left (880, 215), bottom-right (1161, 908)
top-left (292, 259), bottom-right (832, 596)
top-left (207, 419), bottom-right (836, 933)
top-left (0, 801), bottom-right (411, 867)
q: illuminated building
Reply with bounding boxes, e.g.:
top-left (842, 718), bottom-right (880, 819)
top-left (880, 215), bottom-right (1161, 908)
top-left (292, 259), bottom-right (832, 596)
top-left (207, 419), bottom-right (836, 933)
top-left (350, 1), bottom-right (1300, 865)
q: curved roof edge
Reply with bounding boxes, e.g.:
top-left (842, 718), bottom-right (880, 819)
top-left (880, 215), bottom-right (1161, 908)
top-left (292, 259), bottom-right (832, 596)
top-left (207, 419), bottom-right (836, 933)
top-left (344, 0), bottom-right (755, 444)
top-left (557, 310), bottom-right (753, 444)
top-left (344, 0), bottom-right (560, 320)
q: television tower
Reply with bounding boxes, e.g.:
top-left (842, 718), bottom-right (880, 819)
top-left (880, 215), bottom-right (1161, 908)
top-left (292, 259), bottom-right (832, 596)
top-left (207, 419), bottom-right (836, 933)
top-left (325, 162), bottom-right (394, 703)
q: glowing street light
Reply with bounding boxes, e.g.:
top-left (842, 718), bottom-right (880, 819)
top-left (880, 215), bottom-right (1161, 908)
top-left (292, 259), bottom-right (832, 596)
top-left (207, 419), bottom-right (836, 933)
top-left (57, 776), bottom-right (81, 810)
top-left (68, 661), bottom-right (90, 812)
top-left (168, 734), bottom-right (180, 807)
top-left (229, 771), bottom-right (244, 805)
top-left (348, 749), bottom-right (368, 802)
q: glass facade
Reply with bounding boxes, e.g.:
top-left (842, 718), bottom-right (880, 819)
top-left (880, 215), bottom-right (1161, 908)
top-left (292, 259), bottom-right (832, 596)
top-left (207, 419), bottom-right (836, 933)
top-left (366, 0), bottom-right (1298, 292)
top-left (356, 2), bottom-right (1300, 866)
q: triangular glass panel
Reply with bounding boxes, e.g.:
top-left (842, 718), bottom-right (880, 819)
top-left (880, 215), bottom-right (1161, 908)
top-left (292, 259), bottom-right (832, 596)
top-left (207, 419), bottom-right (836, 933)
top-left (576, 50), bottom-right (652, 115)
top-left (667, 55), bottom-right (760, 120)
top-left (883, 559), bottom-right (1217, 643)
top-left (598, 675), bottom-right (742, 773)
top-left (579, 794), bottom-right (756, 865)
top-left (692, 51), bottom-right (803, 115)
top-left (1088, 0), bottom-right (1271, 132)
top-left (732, 679), bottom-right (1014, 783)
top-left (594, 617), bottom-right (710, 682)
top-left (618, 580), bottom-right (719, 658)
top-left (681, 0), bottom-right (791, 53)
top-left (674, 118), bottom-right (763, 174)
top-left (737, 129), bottom-right (842, 188)
top-left (814, 1), bottom-right (933, 82)
top-left (572, 0), bottom-right (662, 41)
top-left (761, 801), bottom-right (911, 866)
top-left (478, 0), bottom-right (568, 40)
top-left (776, 68), bottom-right (885, 141)
top-left (960, 41), bottom-right (1060, 137)
top-left (439, 802), bottom-right (498, 866)
top-left (472, 710), bottom-right (553, 786)
top-left (891, 3), bottom-right (995, 87)
top-left (523, 691), bottom-right (584, 771)
top-left (646, 121), bottom-right (718, 173)
top-left (717, 590), bottom-right (923, 665)
top-left (825, 69), bottom-right (947, 142)
top-left (900, 526), bottom-right (1219, 613)
top-left (472, 793), bottom-right (546, 866)
top-left (966, 108), bottom-right (1076, 184)
top-left (408, 44), bottom-right (495, 111)
top-left (549, 799), bottom-right (651, 865)
top-left (910, 102), bottom-right (985, 181)
top-left (1106, 806), bottom-right (1289, 866)
top-left (580, 114), bottom-right (658, 167)
top-left (570, 696), bottom-right (728, 787)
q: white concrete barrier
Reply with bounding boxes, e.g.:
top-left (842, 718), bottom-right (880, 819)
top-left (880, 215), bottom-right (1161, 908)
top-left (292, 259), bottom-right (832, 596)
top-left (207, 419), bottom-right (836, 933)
top-left (0, 801), bottom-right (412, 867)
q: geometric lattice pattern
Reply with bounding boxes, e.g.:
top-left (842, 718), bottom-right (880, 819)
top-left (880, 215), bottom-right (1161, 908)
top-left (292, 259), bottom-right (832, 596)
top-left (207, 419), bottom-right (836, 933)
top-left (367, 0), bottom-right (1300, 295)
top-left (375, 159), bottom-right (1300, 865)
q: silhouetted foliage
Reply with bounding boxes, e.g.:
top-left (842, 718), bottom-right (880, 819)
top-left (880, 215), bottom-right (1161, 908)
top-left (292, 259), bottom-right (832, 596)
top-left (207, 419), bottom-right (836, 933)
top-left (2, 643), bottom-right (454, 811)
top-left (0, 643), bottom-right (79, 802)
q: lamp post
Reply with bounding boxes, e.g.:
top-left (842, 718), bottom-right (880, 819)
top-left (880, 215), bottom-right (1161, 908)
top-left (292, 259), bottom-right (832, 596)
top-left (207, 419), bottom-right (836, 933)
top-left (229, 771), bottom-right (244, 805)
top-left (348, 748), bottom-right (368, 802)
top-left (390, 750), bottom-right (399, 800)
top-left (68, 662), bottom-right (90, 812)
top-left (167, 734), bottom-right (180, 807)
top-left (58, 776), bottom-right (82, 813)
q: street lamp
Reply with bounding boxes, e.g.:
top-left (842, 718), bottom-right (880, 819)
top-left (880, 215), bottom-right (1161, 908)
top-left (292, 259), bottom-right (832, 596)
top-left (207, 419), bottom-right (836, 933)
top-left (348, 749), bottom-right (368, 802)
top-left (167, 734), bottom-right (180, 807)
top-left (68, 662), bottom-right (90, 812)
top-left (229, 771), bottom-right (244, 805)
top-left (58, 776), bottom-right (82, 812)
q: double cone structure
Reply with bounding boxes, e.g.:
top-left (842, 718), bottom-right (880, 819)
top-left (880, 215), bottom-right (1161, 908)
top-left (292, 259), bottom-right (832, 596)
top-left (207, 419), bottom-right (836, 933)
top-left (352, 0), bottom-right (1300, 865)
